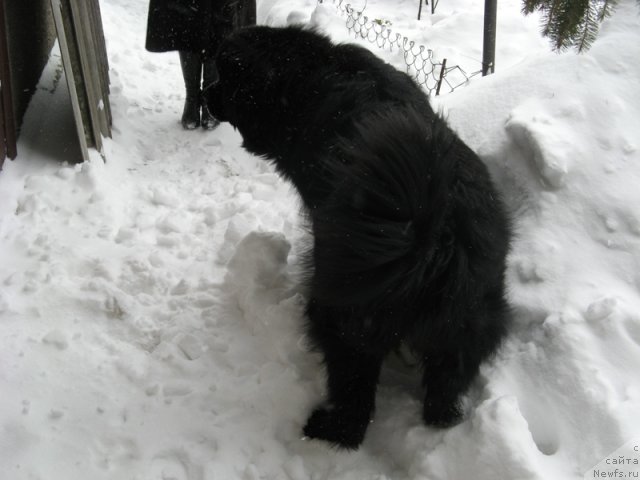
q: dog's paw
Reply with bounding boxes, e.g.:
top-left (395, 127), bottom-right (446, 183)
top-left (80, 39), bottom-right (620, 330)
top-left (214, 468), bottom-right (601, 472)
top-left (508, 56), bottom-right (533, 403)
top-left (423, 399), bottom-right (463, 428)
top-left (303, 407), bottom-right (369, 450)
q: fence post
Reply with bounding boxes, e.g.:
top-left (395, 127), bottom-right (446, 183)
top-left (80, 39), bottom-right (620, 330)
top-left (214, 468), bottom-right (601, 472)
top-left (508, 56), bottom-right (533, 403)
top-left (435, 58), bottom-right (447, 96)
top-left (482, 0), bottom-right (497, 75)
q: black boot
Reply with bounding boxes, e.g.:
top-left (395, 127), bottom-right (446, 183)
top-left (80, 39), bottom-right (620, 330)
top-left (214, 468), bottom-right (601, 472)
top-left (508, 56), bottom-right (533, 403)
top-left (201, 57), bottom-right (220, 130)
top-left (179, 51), bottom-right (202, 130)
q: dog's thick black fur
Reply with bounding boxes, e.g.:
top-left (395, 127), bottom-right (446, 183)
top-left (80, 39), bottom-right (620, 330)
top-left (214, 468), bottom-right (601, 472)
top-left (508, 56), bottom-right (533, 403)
top-left (206, 26), bottom-right (511, 449)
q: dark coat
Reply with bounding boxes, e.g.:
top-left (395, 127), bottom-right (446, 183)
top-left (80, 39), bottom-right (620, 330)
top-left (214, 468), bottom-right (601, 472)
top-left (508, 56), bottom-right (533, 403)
top-left (145, 0), bottom-right (256, 56)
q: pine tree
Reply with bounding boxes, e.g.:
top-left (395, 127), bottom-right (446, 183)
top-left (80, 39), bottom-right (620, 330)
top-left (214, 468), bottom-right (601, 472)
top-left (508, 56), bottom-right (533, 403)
top-left (522, 0), bottom-right (619, 52)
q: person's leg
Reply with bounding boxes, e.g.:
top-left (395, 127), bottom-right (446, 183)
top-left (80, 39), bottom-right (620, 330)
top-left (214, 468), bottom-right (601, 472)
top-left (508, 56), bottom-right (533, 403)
top-left (179, 51), bottom-right (202, 129)
top-left (201, 57), bottom-right (220, 130)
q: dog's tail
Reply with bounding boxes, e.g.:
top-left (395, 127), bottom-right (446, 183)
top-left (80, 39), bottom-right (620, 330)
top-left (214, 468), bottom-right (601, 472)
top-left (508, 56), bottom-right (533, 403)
top-left (310, 106), bottom-right (461, 307)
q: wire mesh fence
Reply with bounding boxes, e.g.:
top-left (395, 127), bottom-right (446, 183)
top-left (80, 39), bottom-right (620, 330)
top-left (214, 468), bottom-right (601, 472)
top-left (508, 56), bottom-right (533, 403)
top-left (318, 0), bottom-right (483, 95)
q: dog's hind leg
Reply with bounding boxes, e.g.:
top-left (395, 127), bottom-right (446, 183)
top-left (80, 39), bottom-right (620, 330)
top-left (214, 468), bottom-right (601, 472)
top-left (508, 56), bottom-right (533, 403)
top-left (303, 303), bottom-right (384, 449)
top-left (421, 305), bottom-right (506, 427)
top-left (420, 347), bottom-right (472, 427)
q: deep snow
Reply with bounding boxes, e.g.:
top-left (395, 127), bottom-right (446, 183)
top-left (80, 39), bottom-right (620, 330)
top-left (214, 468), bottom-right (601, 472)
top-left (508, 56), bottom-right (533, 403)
top-left (1, 0), bottom-right (639, 479)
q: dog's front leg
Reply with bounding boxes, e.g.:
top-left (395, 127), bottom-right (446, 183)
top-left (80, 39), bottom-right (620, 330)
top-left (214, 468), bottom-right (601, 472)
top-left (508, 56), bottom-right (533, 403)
top-left (303, 326), bottom-right (383, 449)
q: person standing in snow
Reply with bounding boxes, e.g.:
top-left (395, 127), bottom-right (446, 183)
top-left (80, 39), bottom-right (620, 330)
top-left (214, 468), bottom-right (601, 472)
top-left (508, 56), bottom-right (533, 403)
top-left (145, 0), bottom-right (256, 130)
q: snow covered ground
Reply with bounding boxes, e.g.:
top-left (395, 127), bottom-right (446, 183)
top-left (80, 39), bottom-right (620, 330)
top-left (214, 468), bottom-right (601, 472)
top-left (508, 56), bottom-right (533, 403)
top-left (1, 0), bottom-right (640, 479)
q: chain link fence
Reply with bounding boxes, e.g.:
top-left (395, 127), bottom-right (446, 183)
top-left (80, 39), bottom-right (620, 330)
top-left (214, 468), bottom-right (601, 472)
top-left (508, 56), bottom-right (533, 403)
top-left (318, 0), bottom-right (482, 95)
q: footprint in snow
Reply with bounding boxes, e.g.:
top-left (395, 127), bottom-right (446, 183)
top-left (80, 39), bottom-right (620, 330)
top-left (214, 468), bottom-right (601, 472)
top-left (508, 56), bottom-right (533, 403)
top-left (622, 317), bottom-right (640, 347)
top-left (584, 297), bottom-right (617, 322)
top-left (151, 450), bottom-right (203, 480)
top-left (505, 101), bottom-right (581, 190)
top-left (91, 436), bottom-right (141, 470)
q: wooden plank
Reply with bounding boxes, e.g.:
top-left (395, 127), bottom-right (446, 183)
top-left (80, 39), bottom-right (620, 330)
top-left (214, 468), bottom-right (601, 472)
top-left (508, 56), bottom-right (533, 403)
top-left (53, 0), bottom-right (93, 149)
top-left (68, 0), bottom-right (103, 155)
top-left (50, 0), bottom-right (90, 162)
top-left (50, 0), bottom-right (112, 162)
top-left (88, 0), bottom-right (112, 130)
top-left (0, 82), bottom-right (6, 167)
top-left (0, 0), bottom-right (17, 164)
top-left (67, 0), bottom-right (111, 147)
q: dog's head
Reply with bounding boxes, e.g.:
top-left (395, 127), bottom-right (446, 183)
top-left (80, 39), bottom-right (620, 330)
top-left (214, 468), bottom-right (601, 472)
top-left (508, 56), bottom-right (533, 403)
top-left (203, 26), bottom-right (279, 126)
top-left (204, 26), bottom-right (333, 128)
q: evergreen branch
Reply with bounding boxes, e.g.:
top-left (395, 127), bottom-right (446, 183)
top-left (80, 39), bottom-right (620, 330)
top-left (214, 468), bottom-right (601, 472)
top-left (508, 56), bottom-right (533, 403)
top-left (521, 0), bottom-right (626, 52)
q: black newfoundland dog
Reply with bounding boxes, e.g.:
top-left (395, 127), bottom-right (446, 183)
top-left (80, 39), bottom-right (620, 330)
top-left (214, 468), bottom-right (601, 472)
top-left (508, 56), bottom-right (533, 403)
top-left (205, 26), bottom-right (511, 449)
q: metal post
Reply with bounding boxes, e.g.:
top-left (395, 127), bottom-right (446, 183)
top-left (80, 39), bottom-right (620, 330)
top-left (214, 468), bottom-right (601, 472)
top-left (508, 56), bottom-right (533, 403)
top-left (435, 58), bottom-right (447, 96)
top-left (482, 0), bottom-right (497, 76)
